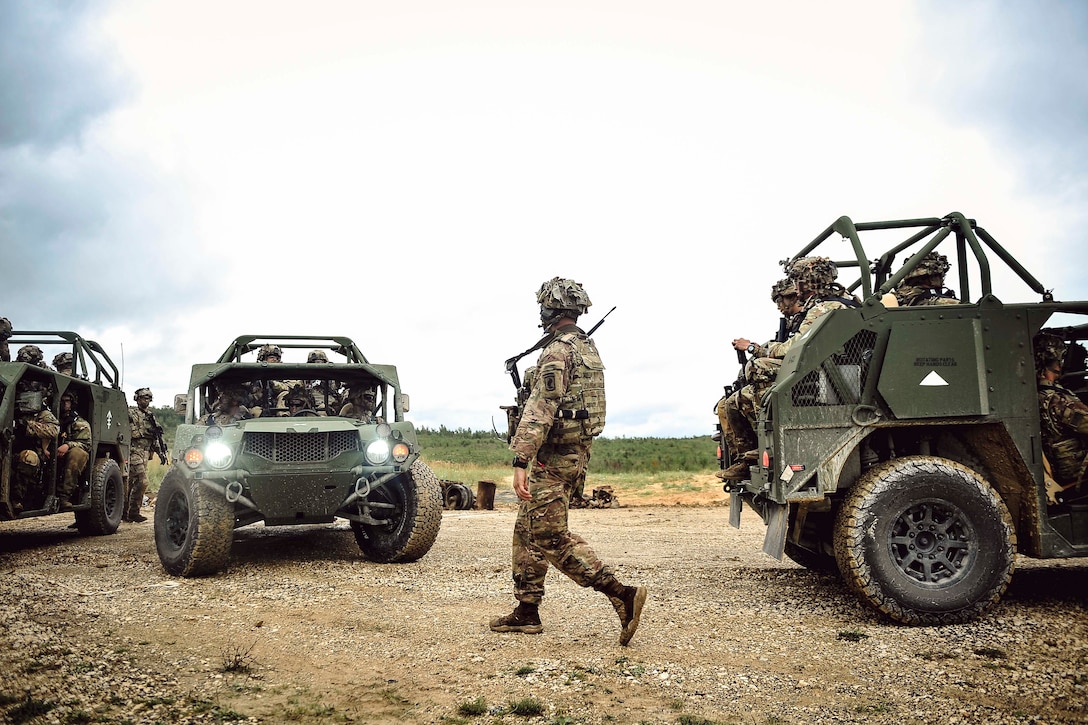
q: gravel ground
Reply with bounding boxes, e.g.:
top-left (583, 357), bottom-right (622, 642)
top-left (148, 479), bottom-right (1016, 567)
top-left (1, 486), bottom-right (1087, 725)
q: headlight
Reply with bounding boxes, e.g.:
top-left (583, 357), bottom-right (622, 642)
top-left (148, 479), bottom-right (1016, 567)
top-left (392, 442), bottom-right (410, 463)
top-left (366, 439), bottom-right (390, 465)
top-left (204, 441), bottom-right (234, 469)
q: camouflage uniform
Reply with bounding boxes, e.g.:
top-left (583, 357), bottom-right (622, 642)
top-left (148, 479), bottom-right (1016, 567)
top-left (0, 317), bottom-right (12, 362)
top-left (12, 386), bottom-right (60, 513)
top-left (1035, 332), bottom-right (1088, 488)
top-left (206, 386), bottom-right (253, 425)
top-left (720, 259), bottom-right (858, 480)
top-left (57, 392), bottom-right (91, 508)
top-left (339, 386), bottom-right (381, 423)
top-left (492, 277), bottom-right (646, 646)
top-left (127, 388), bottom-right (163, 522)
top-left (894, 252), bottom-right (960, 306)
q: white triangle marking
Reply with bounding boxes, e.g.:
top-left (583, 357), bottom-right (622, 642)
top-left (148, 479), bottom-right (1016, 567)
top-left (920, 371), bottom-right (948, 387)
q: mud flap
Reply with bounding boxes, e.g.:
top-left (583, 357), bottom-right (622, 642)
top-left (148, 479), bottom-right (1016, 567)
top-left (762, 503), bottom-right (788, 560)
top-left (728, 492), bottom-right (742, 529)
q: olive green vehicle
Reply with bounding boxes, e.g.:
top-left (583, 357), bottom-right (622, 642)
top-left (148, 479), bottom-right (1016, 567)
top-left (724, 213), bottom-right (1088, 624)
top-left (155, 335), bottom-right (442, 577)
top-left (0, 332), bottom-right (129, 534)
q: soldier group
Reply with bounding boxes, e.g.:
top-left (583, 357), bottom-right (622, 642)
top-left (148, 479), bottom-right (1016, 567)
top-left (205, 345), bottom-right (380, 425)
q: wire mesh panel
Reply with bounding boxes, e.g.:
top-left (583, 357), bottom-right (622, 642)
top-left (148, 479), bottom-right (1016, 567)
top-left (791, 330), bottom-right (877, 407)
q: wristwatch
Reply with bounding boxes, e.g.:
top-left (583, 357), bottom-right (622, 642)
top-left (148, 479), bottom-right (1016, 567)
top-left (512, 457), bottom-right (529, 469)
top-left (747, 343), bottom-right (758, 355)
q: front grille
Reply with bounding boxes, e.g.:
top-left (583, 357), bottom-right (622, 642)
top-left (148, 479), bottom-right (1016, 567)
top-left (243, 430), bottom-right (360, 463)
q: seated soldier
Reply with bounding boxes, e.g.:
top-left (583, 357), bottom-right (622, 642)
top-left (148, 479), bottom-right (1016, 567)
top-left (1035, 331), bottom-right (1088, 493)
top-left (12, 381), bottom-right (60, 514)
top-left (248, 344), bottom-right (289, 416)
top-left (284, 384), bottom-right (319, 416)
top-left (893, 251), bottom-right (960, 306)
top-left (719, 258), bottom-right (859, 481)
top-left (206, 386), bottom-right (252, 425)
top-left (305, 350), bottom-right (343, 415)
top-left (340, 386), bottom-right (382, 423)
top-left (717, 279), bottom-right (801, 480)
top-left (56, 390), bottom-right (91, 510)
top-left (53, 352), bottom-right (74, 376)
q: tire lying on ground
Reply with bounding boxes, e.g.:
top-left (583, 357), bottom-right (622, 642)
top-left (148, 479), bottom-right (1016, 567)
top-left (154, 468), bottom-right (235, 577)
top-left (352, 460), bottom-right (443, 563)
top-left (443, 482), bottom-right (476, 511)
top-left (833, 455), bottom-right (1016, 626)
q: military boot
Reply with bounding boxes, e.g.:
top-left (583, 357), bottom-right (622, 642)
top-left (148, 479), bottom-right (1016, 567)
top-left (489, 602), bottom-right (543, 634)
top-left (717, 460), bottom-right (750, 481)
top-left (598, 579), bottom-right (648, 646)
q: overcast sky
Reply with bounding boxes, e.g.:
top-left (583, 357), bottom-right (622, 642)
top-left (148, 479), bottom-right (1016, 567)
top-left (2, 0), bottom-right (1086, 437)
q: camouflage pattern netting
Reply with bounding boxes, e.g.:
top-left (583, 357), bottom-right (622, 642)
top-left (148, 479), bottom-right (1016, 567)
top-left (536, 277), bottom-right (592, 314)
top-left (771, 278), bottom-right (798, 301)
top-left (903, 251), bottom-right (951, 280)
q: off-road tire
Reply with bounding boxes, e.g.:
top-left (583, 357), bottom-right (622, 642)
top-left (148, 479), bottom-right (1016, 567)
top-left (74, 458), bottom-right (125, 536)
top-left (154, 468), bottom-right (234, 577)
top-left (834, 455), bottom-right (1016, 625)
top-left (352, 460), bottom-right (442, 563)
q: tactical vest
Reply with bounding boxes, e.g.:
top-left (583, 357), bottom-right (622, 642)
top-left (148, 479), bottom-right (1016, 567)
top-left (1039, 384), bottom-right (1088, 485)
top-left (548, 331), bottom-right (606, 445)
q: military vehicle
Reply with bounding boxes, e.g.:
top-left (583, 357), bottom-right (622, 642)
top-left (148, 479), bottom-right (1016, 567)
top-left (0, 331), bottom-right (129, 534)
top-left (155, 335), bottom-right (442, 576)
top-left (723, 213), bottom-right (1088, 624)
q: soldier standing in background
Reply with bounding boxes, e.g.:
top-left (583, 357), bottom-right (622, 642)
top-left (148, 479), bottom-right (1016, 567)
top-left (491, 277), bottom-right (647, 646)
top-left (127, 388), bottom-right (164, 523)
top-left (56, 390), bottom-right (91, 510)
top-left (0, 317), bottom-right (12, 362)
top-left (1035, 332), bottom-right (1088, 492)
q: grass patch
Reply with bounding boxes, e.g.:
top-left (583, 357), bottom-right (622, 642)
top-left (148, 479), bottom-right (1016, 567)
top-left (514, 664), bottom-right (536, 676)
top-left (507, 698), bottom-right (544, 716)
top-left (836, 630), bottom-right (868, 642)
top-left (457, 696), bottom-right (488, 716)
top-left (676, 716), bottom-right (722, 725)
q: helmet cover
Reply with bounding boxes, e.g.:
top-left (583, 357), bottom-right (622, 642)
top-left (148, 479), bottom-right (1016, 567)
top-left (1034, 331), bottom-right (1067, 371)
top-left (903, 251), bottom-right (950, 281)
top-left (257, 344), bottom-right (283, 362)
top-left (536, 277), bottom-right (592, 315)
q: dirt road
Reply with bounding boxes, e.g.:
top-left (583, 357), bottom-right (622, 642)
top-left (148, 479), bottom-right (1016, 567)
top-left (1, 488), bottom-right (1087, 724)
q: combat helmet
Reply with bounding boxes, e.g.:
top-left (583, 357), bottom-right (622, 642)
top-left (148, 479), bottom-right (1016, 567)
top-left (536, 277), bottom-right (592, 329)
top-left (257, 344), bottom-right (283, 362)
top-left (1033, 331), bottom-right (1067, 372)
top-left (16, 345), bottom-right (44, 366)
top-left (788, 256), bottom-right (838, 295)
top-left (53, 352), bottom-right (73, 371)
top-left (0, 317), bottom-right (11, 340)
top-left (134, 387), bottom-right (153, 402)
top-left (903, 251), bottom-right (950, 282)
top-left (307, 350), bottom-right (328, 363)
top-left (771, 278), bottom-right (798, 302)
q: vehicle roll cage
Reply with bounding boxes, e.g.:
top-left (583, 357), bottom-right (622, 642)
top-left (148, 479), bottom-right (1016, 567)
top-left (786, 211), bottom-right (1053, 305)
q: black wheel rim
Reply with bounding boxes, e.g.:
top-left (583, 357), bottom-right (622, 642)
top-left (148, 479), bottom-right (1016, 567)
top-left (164, 489), bottom-right (191, 549)
top-left (888, 499), bottom-right (975, 587)
top-left (105, 476), bottom-right (122, 518)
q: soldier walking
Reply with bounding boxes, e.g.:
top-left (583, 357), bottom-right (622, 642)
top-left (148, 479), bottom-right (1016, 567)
top-left (127, 388), bottom-right (165, 523)
top-left (491, 277), bottom-right (647, 646)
